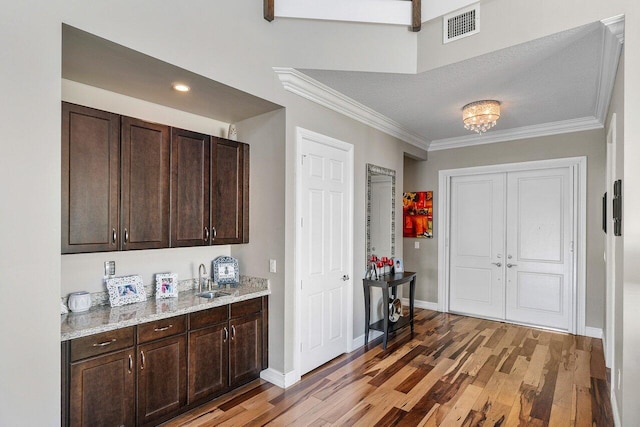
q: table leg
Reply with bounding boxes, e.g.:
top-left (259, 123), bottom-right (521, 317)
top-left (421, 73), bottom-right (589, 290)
top-left (364, 284), bottom-right (371, 346)
top-left (382, 285), bottom-right (389, 350)
top-left (410, 276), bottom-right (415, 334)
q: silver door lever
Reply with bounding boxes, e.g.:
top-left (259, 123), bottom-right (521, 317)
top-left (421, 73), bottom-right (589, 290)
top-left (341, 275), bottom-right (350, 281)
top-left (507, 263), bottom-right (517, 268)
top-left (491, 262), bottom-right (502, 267)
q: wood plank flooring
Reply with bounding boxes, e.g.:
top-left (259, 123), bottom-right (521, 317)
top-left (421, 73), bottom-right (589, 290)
top-left (163, 309), bottom-right (613, 426)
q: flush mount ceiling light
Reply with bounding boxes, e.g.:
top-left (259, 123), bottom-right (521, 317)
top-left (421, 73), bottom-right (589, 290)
top-left (172, 83), bottom-right (190, 92)
top-left (462, 100), bottom-right (501, 134)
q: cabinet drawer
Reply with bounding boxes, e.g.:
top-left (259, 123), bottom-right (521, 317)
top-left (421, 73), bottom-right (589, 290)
top-left (138, 315), bottom-right (186, 344)
top-left (189, 305), bottom-right (228, 330)
top-left (70, 327), bottom-right (135, 362)
top-left (230, 298), bottom-right (262, 319)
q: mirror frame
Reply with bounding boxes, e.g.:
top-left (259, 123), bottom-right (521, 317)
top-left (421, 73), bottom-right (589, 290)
top-left (366, 163), bottom-right (396, 264)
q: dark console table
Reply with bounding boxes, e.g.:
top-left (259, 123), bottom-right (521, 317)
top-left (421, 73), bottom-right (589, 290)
top-left (363, 271), bottom-right (416, 350)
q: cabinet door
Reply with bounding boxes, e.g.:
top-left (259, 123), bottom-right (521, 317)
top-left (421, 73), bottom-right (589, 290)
top-left (62, 102), bottom-right (120, 254)
top-left (229, 312), bottom-right (262, 388)
top-left (69, 349), bottom-right (135, 427)
top-left (188, 323), bottom-right (229, 404)
top-left (121, 117), bottom-right (170, 250)
top-left (137, 335), bottom-right (187, 426)
top-left (211, 138), bottom-right (249, 244)
top-left (170, 128), bottom-right (211, 247)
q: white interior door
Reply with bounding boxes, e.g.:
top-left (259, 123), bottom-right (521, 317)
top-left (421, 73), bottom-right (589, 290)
top-left (299, 134), bottom-right (352, 375)
top-left (505, 168), bottom-right (573, 330)
top-left (449, 173), bottom-right (505, 320)
top-left (448, 166), bottom-right (574, 331)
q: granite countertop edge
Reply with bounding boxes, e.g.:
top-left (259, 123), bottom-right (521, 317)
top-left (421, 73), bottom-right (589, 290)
top-left (61, 287), bottom-right (270, 342)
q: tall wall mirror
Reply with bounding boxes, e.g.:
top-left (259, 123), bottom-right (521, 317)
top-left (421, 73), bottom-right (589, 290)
top-left (366, 164), bottom-right (396, 264)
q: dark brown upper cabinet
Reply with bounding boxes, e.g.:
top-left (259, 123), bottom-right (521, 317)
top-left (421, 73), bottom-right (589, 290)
top-left (211, 138), bottom-right (249, 244)
top-left (170, 128), bottom-right (211, 247)
top-left (62, 103), bottom-right (120, 254)
top-left (62, 103), bottom-right (248, 254)
top-left (120, 117), bottom-right (170, 250)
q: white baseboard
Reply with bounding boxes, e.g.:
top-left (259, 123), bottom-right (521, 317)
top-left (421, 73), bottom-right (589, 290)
top-left (585, 326), bottom-right (603, 339)
top-left (401, 298), bottom-right (439, 311)
top-left (611, 389), bottom-right (622, 426)
top-left (351, 330), bottom-right (383, 351)
top-left (260, 368), bottom-right (299, 389)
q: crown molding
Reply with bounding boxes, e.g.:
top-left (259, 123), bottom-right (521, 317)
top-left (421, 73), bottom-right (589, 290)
top-left (595, 16), bottom-right (625, 123)
top-left (428, 116), bottom-right (603, 152)
top-left (273, 67), bottom-right (430, 150)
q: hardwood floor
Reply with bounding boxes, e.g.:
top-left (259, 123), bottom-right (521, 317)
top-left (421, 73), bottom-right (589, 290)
top-left (162, 309), bottom-right (613, 426)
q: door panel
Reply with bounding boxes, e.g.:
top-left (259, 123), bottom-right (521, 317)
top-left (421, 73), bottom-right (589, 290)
top-left (300, 136), bottom-right (351, 375)
top-left (505, 168), bottom-right (572, 330)
top-left (449, 174), bottom-right (505, 319)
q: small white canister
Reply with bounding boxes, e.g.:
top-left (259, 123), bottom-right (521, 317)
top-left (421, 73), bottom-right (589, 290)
top-left (68, 291), bottom-right (92, 313)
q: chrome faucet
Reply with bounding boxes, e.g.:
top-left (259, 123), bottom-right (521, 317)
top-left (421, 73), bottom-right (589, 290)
top-left (198, 263), bottom-right (208, 293)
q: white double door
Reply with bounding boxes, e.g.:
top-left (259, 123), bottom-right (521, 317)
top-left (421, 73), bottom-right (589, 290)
top-left (449, 167), bottom-right (573, 331)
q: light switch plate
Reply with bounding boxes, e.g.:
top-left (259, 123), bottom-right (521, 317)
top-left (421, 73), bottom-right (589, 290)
top-left (104, 261), bottom-right (116, 277)
top-left (269, 259), bottom-right (277, 273)
top-left (414, 241), bottom-right (420, 249)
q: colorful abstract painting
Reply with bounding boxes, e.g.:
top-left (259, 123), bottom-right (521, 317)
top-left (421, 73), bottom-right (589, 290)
top-left (403, 191), bottom-right (433, 238)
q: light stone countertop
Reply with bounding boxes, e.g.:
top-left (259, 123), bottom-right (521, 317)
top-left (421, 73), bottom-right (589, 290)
top-left (61, 279), bottom-right (270, 341)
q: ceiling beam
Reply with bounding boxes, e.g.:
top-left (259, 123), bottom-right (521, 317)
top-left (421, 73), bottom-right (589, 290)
top-left (264, 0), bottom-right (274, 22)
top-left (411, 0), bottom-right (421, 32)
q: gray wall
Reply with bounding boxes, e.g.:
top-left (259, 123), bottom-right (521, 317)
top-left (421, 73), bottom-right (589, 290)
top-left (607, 48), bottom-right (625, 418)
top-left (403, 129), bottom-right (606, 328)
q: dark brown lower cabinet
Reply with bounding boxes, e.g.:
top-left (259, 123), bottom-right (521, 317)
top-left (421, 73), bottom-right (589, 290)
top-left (188, 323), bottom-right (229, 404)
top-left (63, 297), bottom-right (268, 427)
top-left (69, 348), bottom-right (136, 427)
top-left (137, 335), bottom-right (187, 426)
top-left (230, 312), bottom-right (263, 388)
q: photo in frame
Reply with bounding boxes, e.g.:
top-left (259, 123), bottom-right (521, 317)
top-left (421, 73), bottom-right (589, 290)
top-left (212, 256), bottom-right (239, 285)
top-left (393, 258), bottom-right (404, 273)
top-left (106, 275), bottom-right (147, 307)
top-left (155, 273), bottom-right (178, 299)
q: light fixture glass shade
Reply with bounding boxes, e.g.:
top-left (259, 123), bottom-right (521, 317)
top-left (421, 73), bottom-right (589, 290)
top-left (462, 100), bottom-right (501, 134)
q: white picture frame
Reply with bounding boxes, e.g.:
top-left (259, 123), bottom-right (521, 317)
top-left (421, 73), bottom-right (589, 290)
top-left (106, 275), bottom-right (147, 307)
top-left (393, 258), bottom-right (404, 273)
top-left (155, 273), bottom-right (178, 299)
top-left (212, 256), bottom-right (239, 285)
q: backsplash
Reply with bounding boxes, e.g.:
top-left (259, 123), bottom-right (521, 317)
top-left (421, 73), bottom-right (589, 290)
top-left (62, 275), bottom-right (269, 308)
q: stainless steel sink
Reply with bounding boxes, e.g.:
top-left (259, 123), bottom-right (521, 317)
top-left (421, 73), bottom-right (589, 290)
top-left (196, 290), bottom-right (238, 299)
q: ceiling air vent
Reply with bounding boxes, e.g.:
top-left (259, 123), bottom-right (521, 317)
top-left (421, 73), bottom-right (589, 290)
top-left (443, 3), bottom-right (480, 44)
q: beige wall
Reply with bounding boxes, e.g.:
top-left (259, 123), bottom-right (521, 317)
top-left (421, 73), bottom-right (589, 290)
top-left (404, 130), bottom-right (606, 328)
top-left (606, 47), bottom-right (625, 420)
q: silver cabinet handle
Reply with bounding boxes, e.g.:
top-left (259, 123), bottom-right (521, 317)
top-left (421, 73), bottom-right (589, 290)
top-left (223, 327), bottom-right (229, 343)
top-left (491, 262), bottom-right (502, 267)
top-left (153, 324), bottom-right (173, 332)
top-left (507, 263), bottom-right (517, 268)
top-left (140, 351), bottom-right (145, 370)
top-left (128, 354), bottom-right (133, 373)
top-left (92, 338), bottom-right (116, 347)
top-left (112, 228), bottom-right (117, 244)
top-left (212, 227), bottom-right (217, 241)
top-left (231, 325), bottom-right (236, 340)
top-left (204, 227), bottom-right (210, 242)
top-left (123, 228), bottom-right (129, 244)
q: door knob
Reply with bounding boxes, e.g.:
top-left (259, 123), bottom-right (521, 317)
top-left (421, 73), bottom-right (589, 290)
top-left (491, 262), bottom-right (502, 267)
top-left (507, 263), bottom-right (517, 268)
top-left (342, 275), bottom-right (350, 281)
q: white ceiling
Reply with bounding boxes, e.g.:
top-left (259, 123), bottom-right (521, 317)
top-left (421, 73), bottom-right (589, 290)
top-left (299, 21), bottom-right (623, 149)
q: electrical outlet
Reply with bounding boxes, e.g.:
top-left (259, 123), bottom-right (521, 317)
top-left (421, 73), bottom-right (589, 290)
top-left (269, 259), bottom-right (277, 273)
top-left (414, 241), bottom-right (420, 249)
top-left (104, 261), bottom-right (115, 278)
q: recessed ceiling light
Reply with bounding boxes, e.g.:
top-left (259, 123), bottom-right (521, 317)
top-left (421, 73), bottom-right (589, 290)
top-left (172, 83), bottom-right (190, 92)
